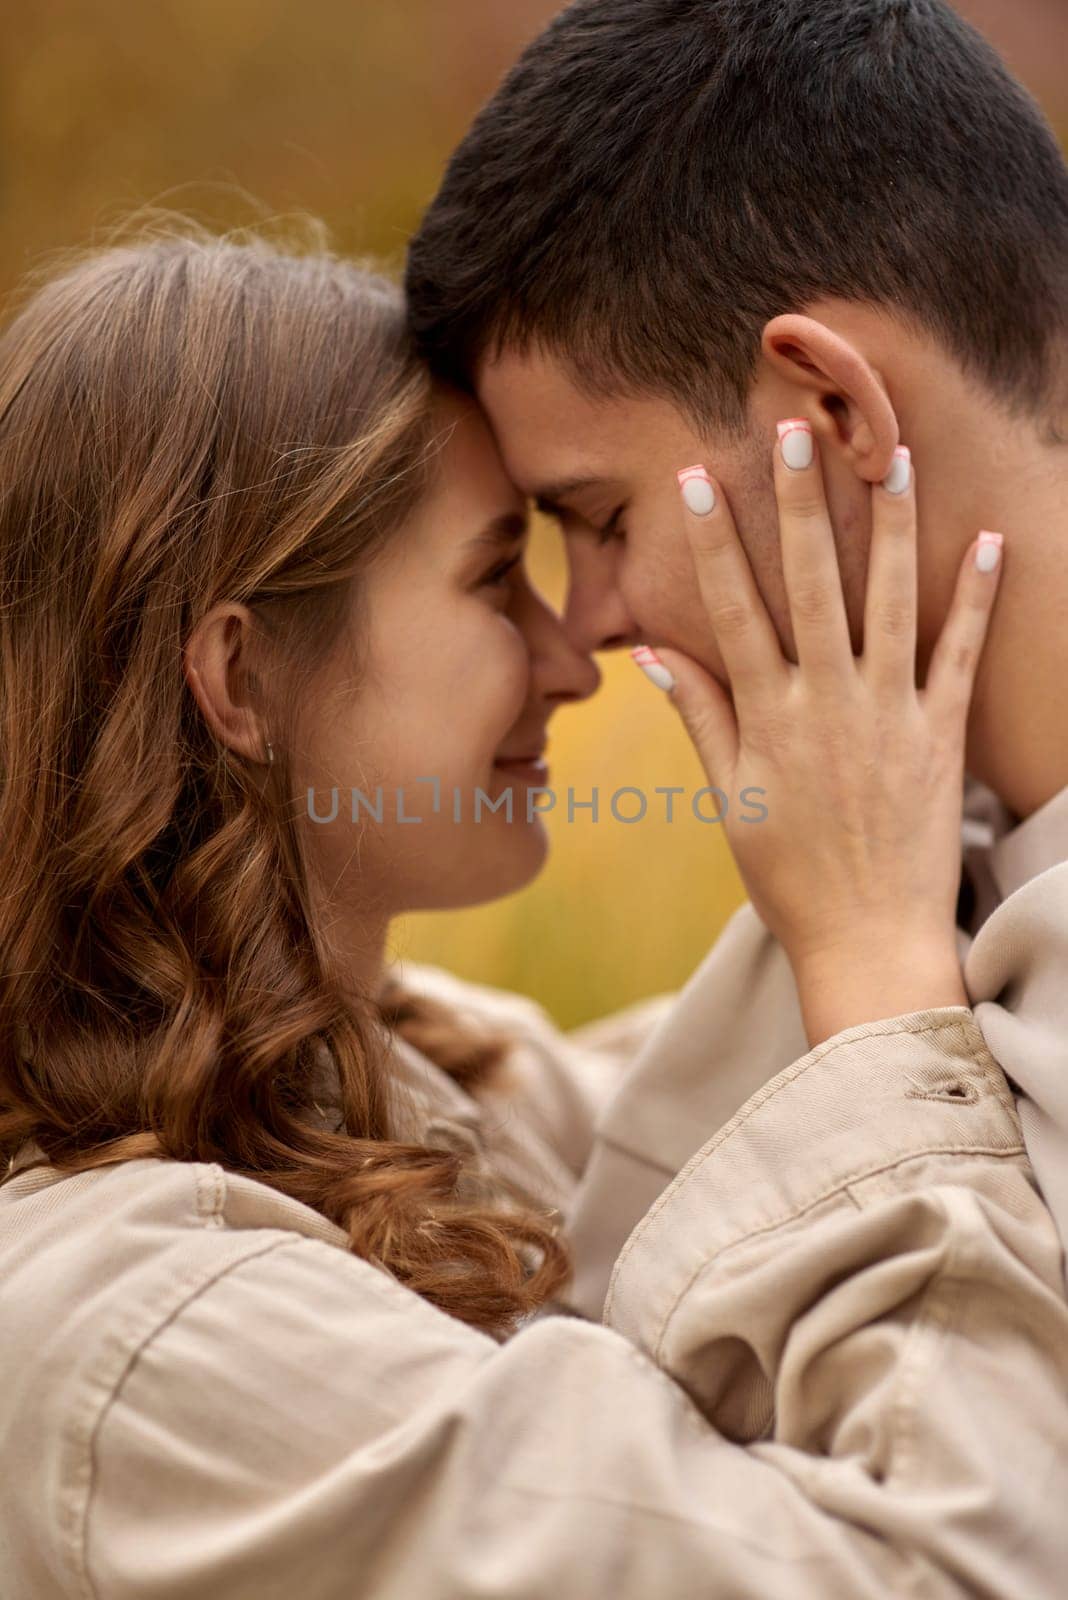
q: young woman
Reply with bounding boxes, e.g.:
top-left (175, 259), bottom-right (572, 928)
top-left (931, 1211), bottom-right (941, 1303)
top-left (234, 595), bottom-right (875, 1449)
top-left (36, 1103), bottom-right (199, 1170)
top-left (1, 227), bottom-right (1065, 1599)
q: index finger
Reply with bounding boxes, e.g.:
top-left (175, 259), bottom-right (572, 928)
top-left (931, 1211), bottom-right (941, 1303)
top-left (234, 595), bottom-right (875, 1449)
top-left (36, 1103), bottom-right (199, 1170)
top-left (676, 465), bottom-right (790, 711)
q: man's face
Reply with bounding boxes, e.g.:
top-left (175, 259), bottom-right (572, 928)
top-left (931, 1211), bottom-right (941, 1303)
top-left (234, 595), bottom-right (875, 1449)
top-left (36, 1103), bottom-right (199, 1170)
top-left (477, 346), bottom-right (875, 688)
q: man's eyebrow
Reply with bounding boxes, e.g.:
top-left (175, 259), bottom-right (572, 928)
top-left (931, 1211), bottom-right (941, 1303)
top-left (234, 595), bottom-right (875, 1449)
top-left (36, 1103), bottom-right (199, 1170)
top-left (463, 511), bottom-right (529, 550)
top-left (532, 476), bottom-right (604, 515)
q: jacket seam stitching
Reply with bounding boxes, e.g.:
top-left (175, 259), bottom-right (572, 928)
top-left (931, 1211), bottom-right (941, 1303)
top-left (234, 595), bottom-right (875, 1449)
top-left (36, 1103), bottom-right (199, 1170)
top-left (194, 1163), bottom-right (227, 1228)
top-left (71, 1235), bottom-right (300, 1600)
top-left (884, 1245), bottom-right (966, 1492)
top-left (650, 1144), bottom-right (1025, 1364)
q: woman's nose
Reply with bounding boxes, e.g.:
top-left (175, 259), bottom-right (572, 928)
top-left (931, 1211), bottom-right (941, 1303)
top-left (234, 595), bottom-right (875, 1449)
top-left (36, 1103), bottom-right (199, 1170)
top-left (544, 624), bottom-right (602, 706)
top-left (522, 588), bottom-right (603, 705)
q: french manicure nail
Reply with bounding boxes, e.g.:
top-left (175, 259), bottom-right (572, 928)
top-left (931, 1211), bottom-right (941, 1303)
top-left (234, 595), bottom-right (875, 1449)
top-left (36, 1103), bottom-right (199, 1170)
top-left (677, 465), bottom-right (716, 517)
top-left (631, 645), bottom-right (676, 692)
top-left (883, 446), bottom-right (911, 496)
top-left (777, 419), bottom-right (813, 471)
top-left (975, 530), bottom-right (1003, 573)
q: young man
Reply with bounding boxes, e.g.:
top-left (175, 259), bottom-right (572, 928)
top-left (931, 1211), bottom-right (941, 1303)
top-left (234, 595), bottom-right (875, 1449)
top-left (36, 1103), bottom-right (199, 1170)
top-left (406, 0), bottom-right (1067, 1257)
top-left (403, 3), bottom-right (1068, 1589)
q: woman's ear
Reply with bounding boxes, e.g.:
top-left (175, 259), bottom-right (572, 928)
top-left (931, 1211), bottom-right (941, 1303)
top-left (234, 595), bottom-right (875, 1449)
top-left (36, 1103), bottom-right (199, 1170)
top-left (183, 603), bottom-right (270, 764)
top-left (759, 314), bottom-right (900, 483)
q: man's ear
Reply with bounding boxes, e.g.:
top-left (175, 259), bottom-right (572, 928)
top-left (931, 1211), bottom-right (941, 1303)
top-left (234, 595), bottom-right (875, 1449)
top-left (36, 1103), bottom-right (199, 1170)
top-left (759, 314), bottom-right (900, 483)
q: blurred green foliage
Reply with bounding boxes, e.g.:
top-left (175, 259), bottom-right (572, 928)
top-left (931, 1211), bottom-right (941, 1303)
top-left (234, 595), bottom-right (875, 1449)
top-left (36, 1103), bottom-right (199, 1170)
top-left (1, 0), bottom-right (1062, 1027)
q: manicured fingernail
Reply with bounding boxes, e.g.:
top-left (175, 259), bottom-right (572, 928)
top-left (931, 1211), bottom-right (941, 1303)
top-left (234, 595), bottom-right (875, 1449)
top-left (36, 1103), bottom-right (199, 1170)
top-left (975, 530), bottom-right (1003, 573)
top-left (777, 419), bottom-right (813, 471)
top-left (883, 446), bottom-right (911, 496)
top-left (677, 465), bottom-right (716, 517)
top-left (631, 645), bottom-right (676, 692)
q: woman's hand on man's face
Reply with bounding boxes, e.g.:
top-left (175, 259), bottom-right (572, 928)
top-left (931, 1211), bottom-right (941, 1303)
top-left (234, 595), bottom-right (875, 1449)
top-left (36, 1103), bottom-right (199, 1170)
top-left (630, 424), bottom-right (1004, 1034)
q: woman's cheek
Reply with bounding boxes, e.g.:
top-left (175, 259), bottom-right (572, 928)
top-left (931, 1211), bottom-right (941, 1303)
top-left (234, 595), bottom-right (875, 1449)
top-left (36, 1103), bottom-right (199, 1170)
top-left (495, 613), bottom-right (534, 701)
top-left (465, 600), bottom-right (524, 672)
top-left (450, 604), bottom-right (531, 739)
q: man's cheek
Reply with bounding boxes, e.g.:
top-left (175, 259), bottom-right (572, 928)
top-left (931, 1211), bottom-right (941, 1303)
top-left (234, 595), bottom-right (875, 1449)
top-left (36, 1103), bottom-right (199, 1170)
top-left (623, 563), bottom-right (718, 673)
top-left (678, 613), bottom-right (729, 685)
top-left (619, 562), bottom-right (671, 641)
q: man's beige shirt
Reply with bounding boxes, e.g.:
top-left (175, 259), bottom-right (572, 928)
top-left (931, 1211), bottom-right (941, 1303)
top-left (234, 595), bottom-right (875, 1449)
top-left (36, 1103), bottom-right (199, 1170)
top-left (1, 776), bottom-right (1066, 1597)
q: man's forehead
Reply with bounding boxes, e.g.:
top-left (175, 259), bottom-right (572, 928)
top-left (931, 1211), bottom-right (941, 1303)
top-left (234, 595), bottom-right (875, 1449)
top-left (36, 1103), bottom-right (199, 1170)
top-left (477, 345), bottom-right (704, 439)
top-left (477, 344), bottom-right (601, 421)
top-left (474, 354), bottom-right (605, 490)
top-left (475, 348), bottom-right (685, 496)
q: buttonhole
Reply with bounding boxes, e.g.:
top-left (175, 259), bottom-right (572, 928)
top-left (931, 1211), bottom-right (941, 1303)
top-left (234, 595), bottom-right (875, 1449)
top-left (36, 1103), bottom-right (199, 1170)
top-left (904, 1078), bottom-right (978, 1105)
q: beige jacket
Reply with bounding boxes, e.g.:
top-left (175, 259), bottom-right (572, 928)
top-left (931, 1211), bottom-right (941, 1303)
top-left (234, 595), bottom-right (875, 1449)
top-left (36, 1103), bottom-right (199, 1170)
top-left (564, 773), bottom-right (1068, 1315)
top-left (2, 776), bottom-right (1067, 1599)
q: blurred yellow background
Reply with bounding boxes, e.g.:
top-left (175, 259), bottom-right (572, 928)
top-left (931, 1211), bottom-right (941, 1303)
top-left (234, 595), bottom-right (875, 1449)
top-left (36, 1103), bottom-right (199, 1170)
top-left (3, 0), bottom-right (1063, 1027)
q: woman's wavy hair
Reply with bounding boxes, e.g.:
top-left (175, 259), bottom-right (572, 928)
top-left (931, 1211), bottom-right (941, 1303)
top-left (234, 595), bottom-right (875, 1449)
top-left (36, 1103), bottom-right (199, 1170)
top-left (0, 219), bottom-right (573, 1339)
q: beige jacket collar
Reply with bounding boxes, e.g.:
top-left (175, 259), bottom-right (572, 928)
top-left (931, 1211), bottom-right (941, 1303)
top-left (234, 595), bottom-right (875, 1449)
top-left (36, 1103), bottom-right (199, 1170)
top-left (957, 777), bottom-right (1068, 1276)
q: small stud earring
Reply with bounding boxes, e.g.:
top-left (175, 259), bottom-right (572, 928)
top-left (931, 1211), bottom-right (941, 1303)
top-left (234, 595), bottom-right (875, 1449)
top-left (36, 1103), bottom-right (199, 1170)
top-left (265, 739), bottom-right (275, 766)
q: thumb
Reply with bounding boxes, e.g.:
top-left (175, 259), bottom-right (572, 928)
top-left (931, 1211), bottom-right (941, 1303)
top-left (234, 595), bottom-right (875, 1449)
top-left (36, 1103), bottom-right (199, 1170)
top-left (630, 644), bottom-right (738, 788)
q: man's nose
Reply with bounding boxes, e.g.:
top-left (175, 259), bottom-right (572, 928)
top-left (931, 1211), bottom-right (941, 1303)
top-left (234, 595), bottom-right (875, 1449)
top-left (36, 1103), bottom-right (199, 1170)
top-left (562, 567), bottom-right (641, 656)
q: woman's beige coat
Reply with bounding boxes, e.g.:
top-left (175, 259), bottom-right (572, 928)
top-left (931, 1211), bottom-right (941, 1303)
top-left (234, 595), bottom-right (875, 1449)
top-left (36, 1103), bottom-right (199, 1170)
top-left (2, 775), bottom-right (1067, 1598)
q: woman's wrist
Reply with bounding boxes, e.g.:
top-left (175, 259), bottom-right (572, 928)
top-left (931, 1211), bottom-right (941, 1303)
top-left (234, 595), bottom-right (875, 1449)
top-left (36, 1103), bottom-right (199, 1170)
top-left (792, 935), bottom-right (969, 1051)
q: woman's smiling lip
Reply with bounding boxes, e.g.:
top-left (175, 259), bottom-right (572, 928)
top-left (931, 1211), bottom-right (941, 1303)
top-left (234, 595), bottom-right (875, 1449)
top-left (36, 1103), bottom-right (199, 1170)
top-left (495, 733), bottom-right (549, 764)
top-left (493, 749), bottom-right (550, 782)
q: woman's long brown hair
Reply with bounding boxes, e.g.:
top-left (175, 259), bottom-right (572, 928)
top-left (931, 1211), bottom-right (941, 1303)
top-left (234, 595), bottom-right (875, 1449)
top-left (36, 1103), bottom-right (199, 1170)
top-left (0, 221), bottom-right (573, 1339)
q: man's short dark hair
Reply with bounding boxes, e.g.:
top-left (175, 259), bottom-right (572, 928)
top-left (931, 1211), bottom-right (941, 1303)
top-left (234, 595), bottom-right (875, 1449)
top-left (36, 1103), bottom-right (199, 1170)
top-left (405, 0), bottom-right (1068, 434)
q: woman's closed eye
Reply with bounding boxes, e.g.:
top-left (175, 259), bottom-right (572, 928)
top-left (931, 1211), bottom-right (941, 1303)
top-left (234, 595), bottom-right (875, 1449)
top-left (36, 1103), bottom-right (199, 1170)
top-left (481, 552), bottom-right (523, 589)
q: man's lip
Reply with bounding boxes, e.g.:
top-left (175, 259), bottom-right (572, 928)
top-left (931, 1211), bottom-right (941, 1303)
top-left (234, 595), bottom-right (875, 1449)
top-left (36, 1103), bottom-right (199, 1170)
top-left (494, 752), bottom-right (547, 764)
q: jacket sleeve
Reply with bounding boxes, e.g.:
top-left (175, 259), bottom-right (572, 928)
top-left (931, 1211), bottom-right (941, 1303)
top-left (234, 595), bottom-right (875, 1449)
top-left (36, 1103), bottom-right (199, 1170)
top-left (559, 896), bottom-right (814, 1316)
top-left (79, 1006), bottom-right (1068, 1600)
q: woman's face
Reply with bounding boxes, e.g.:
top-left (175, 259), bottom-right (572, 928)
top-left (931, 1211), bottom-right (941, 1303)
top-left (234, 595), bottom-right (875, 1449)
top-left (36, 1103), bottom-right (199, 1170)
top-left (300, 388), bottom-right (601, 919)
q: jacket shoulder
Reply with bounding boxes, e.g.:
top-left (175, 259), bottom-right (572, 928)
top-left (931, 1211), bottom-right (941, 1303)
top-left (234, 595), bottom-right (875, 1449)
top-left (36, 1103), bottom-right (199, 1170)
top-left (391, 957), bottom-right (677, 1066)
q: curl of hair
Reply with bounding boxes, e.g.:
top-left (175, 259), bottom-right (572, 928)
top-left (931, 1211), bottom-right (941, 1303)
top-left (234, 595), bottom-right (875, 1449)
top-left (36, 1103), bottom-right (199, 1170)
top-left (0, 218), bottom-right (573, 1341)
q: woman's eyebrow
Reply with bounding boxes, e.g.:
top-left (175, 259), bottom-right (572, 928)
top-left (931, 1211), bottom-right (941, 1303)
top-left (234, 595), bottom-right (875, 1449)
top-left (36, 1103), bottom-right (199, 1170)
top-left (463, 511), bottom-right (529, 550)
